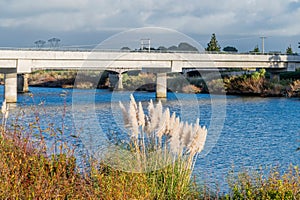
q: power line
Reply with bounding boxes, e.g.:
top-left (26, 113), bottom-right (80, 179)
top-left (198, 36), bottom-right (262, 43)
top-left (61, 44), bottom-right (99, 48)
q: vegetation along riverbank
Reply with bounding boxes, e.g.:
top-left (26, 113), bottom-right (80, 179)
top-left (1, 68), bottom-right (299, 97)
top-left (0, 96), bottom-right (299, 199)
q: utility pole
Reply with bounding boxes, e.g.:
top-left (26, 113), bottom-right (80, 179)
top-left (140, 38), bottom-right (151, 52)
top-left (260, 36), bottom-right (267, 54)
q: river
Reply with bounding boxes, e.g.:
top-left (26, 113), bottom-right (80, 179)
top-left (1, 86), bottom-right (299, 192)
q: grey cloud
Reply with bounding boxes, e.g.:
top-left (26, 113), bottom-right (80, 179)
top-left (0, 0), bottom-right (299, 50)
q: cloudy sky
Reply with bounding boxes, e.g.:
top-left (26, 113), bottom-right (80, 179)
top-left (0, 0), bottom-right (300, 52)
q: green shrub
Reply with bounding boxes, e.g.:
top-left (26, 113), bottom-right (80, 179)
top-left (207, 79), bottom-right (226, 93)
top-left (122, 73), bottom-right (155, 90)
top-left (227, 166), bottom-right (300, 200)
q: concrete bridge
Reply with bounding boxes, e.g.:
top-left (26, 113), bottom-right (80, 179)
top-left (1, 49), bottom-right (300, 102)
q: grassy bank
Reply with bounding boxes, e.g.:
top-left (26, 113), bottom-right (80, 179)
top-left (169, 69), bottom-right (300, 97)
top-left (0, 98), bottom-right (299, 199)
top-left (1, 69), bottom-right (298, 97)
top-left (0, 97), bottom-right (204, 199)
top-left (119, 70), bottom-right (300, 97)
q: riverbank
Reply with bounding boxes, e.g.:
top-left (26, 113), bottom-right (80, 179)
top-left (28, 70), bottom-right (110, 89)
top-left (1, 69), bottom-right (299, 97)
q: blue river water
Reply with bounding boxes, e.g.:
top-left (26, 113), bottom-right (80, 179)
top-left (0, 85), bottom-right (299, 192)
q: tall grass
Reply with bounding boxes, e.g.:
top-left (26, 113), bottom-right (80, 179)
top-left (0, 96), bottom-right (207, 199)
top-left (116, 94), bottom-right (207, 198)
top-left (1, 96), bottom-right (299, 199)
top-left (118, 95), bottom-right (207, 170)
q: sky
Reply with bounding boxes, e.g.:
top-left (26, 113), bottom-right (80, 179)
top-left (0, 0), bottom-right (300, 52)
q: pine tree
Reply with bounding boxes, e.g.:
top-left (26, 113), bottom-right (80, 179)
top-left (205, 33), bottom-right (221, 52)
top-left (286, 45), bottom-right (293, 55)
top-left (253, 45), bottom-right (260, 53)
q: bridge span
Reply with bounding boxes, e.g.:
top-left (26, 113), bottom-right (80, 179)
top-left (0, 49), bottom-right (300, 102)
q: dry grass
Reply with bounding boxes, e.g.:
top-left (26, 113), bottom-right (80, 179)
top-left (1, 95), bottom-right (299, 199)
top-left (0, 96), bottom-right (205, 199)
top-left (286, 80), bottom-right (300, 97)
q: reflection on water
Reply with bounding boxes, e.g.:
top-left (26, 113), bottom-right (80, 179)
top-left (0, 85), bottom-right (299, 192)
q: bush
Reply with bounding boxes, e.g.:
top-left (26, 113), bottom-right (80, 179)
top-left (207, 79), bottom-right (226, 94)
top-left (227, 166), bottom-right (300, 200)
top-left (122, 73), bottom-right (155, 90)
top-left (182, 85), bottom-right (201, 93)
top-left (167, 76), bottom-right (190, 92)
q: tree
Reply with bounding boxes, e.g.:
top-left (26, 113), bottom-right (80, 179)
top-left (34, 40), bottom-right (46, 48)
top-left (121, 47), bottom-right (131, 51)
top-left (157, 46), bottom-right (167, 51)
top-left (286, 45), bottom-right (293, 55)
top-left (48, 38), bottom-right (61, 48)
top-left (205, 33), bottom-right (221, 52)
top-left (253, 45), bottom-right (260, 53)
top-left (223, 46), bottom-right (238, 53)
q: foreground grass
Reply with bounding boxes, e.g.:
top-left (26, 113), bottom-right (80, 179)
top-left (2, 128), bottom-right (299, 199)
top-left (0, 94), bottom-right (299, 199)
top-left (0, 128), bottom-right (202, 199)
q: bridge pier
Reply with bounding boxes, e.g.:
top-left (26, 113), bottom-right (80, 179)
top-left (4, 72), bottom-right (17, 103)
top-left (117, 73), bottom-right (123, 90)
top-left (156, 72), bottom-right (167, 98)
top-left (109, 72), bottom-right (123, 90)
top-left (269, 72), bottom-right (280, 82)
top-left (17, 74), bottom-right (29, 93)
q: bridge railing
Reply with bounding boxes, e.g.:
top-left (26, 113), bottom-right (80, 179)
top-left (0, 47), bottom-right (298, 56)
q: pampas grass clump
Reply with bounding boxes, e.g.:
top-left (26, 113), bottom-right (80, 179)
top-left (117, 95), bottom-right (207, 198)
top-left (119, 94), bottom-right (207, 172)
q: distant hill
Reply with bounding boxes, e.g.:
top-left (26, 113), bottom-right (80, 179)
top-left (121, 42), bottom-right (198, 52)
top-left (167, 42), bottom-right (198, 52)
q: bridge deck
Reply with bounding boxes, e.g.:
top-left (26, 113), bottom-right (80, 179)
top-left (0, 49), bottom-right (299, 73)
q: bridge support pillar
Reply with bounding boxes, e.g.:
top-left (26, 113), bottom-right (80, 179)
top-left (4, 72), bottom-right (17, 103)
top-left (117, 73), bottom-right (123, 90)
top-left (270, 72), bottom-right (280, 82)
top-left (108, 73), bottom-right (123, 90)
top-left (17, 74), bottom-right (29, 93)
top-left (156, 73), bottom-right (167, 98)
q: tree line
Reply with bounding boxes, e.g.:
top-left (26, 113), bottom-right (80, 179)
top-left (206, 33), bottom-right (296, 54)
